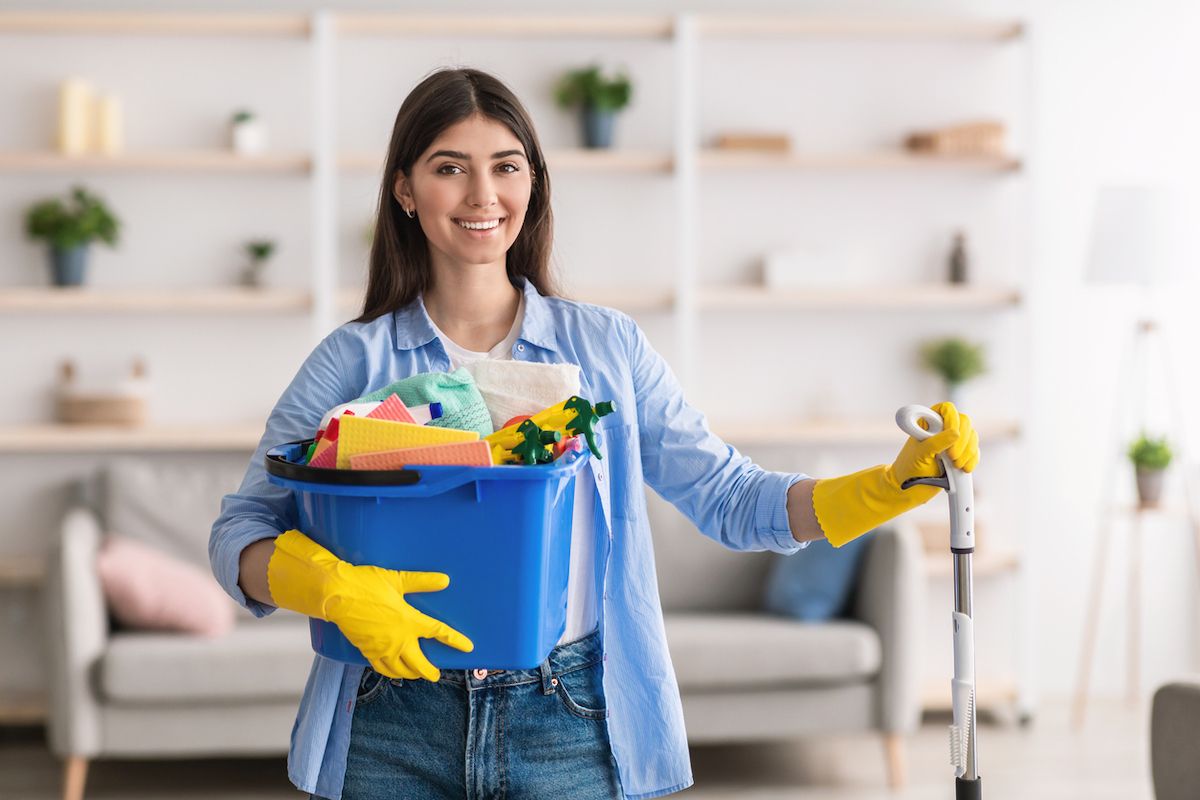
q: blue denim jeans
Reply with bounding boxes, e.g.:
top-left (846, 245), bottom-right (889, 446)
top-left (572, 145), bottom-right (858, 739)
top-left (314, 628), bottom-right (623, 800)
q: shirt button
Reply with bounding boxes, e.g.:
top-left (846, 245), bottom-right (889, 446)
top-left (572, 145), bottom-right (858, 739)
top-left (596, 470), bottom-right (604, 482)
top-left (473, 669), bottom-right (488, 680)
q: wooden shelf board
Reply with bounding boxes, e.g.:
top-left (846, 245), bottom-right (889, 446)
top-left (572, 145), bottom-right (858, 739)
top-left (698, 284), bottom-right (1021, 311)
top-left (0, 151), bottom-right (312, 173)
top-left (0, 287), bottom-right (312, 313)
top-left (924, 548), bottom-right (1020, 578)
top-left (0, 425), bottom-right (263, 453)
top-left (336, 14), bottom-right (673, 38)
top-left (338, 286), bottom-right (675, 314)
top-left (699, 16), bottom-right (1023, 41)
top-left (700, 149), bottom-right (1021, 172)
top-left (0, 12), bottom-right (1019, 42)
top-left (0, 557), bottom-right (45, 587)
top-left (714, 418), bottom-right (1021, 446)
top-left (0, 12), bottom-right (310, 36)
top-left (340, 149), bottom-right (673, 174)
top-left (562, 285), bottom-right (677, 311)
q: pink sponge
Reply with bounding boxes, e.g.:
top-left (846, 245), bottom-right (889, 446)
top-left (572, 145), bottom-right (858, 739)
top-left (308, 438), bottom-right (338, 469)
top-left (366, 393), bottom-right (417, 424)
top-left (349, 440), bottom-right (494, 470)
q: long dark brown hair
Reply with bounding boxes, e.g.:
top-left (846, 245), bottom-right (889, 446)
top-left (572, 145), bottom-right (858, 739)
top-left (354, 68), bottom-right (559, 323)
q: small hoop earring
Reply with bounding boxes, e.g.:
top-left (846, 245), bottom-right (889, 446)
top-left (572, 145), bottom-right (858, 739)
top-left (405, 207), bottom-right (415, 219)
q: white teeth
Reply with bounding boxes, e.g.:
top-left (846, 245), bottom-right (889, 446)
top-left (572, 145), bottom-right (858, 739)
top-left (456, 218), bottom-right (501, 230)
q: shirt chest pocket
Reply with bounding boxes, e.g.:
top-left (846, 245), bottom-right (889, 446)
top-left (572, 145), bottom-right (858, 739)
top-left (595, 421), bottom-right (642, 523)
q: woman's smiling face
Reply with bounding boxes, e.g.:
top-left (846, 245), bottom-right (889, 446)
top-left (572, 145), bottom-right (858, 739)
top-left (394, 114), bottom-right (533, 273)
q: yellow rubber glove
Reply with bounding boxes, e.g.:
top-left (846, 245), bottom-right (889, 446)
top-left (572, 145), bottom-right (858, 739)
top-left (266, 529), bottom-right (472, 681)
top-left (812, 402), bottom-right (980, 548)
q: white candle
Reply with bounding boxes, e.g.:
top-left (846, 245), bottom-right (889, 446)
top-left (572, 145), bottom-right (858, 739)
top-left (57, 79), bottom-right (92, 155)
top-left (95, 94), bottom-right (123, 155)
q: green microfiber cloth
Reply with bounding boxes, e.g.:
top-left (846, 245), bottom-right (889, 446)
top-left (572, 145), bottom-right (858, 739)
top-left (354, 367), bottom-right (494, 436)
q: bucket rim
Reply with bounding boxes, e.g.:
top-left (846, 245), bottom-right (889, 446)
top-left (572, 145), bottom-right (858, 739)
top-left (264, 438), bottom-right (589, 489)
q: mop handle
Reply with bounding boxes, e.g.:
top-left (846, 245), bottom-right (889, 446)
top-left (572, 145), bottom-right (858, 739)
top-left (895, 406), bottom-right (982, 797)
top-left (894, 406), bottom-right (975, 553)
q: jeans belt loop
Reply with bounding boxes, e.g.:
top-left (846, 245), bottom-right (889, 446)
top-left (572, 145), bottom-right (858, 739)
top-left (539, 658), bottom-right (556, 695)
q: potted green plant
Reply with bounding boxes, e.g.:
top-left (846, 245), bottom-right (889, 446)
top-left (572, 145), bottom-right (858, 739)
top-left (1127, 433), bottom-right (1172, 508)
top-left (920, 337), bottom-right (987, 409)
top-left (25, 186), bottom-right (120, 286)
top-left (240, 239), bottom-right (276, 287)
top-left (554, 65), bottom-right (632, 149)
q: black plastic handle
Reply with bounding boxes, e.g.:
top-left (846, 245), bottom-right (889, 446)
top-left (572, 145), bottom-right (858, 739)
top-left (265, 439), bottom-right (423, 487)
top-left (956, 776), bottom-right (981, 800)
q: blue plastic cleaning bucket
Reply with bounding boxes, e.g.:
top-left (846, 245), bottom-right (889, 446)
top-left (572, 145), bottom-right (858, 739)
top-left (265, 439), bottom-right (588, 670)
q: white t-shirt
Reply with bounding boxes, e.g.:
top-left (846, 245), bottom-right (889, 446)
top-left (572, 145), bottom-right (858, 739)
top-left (428, 295), bottom-right (598, 645)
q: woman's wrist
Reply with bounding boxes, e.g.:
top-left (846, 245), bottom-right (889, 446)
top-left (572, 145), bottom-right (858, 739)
top-left (238, 537), bottom-right (279, 607)
top-left (786, 479), bottom-right (826, 544)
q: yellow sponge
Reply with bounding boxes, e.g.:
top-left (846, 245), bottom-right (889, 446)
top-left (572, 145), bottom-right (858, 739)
top-left (336, 415), bottom-right (478, 469)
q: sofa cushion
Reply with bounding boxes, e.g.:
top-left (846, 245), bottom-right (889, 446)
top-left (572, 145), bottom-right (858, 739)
top-left (762, 533), bottom-right (873, 621)
top-left (664, 613), bottom-right (880, 690)
top-left (97, 534), bottom-right (235, 637)
top-left (99, 617), bottom-right (314, 704)
top-left (100, 458), bottom-right (285, 624)
top-left (103, 458), bottom-right (247, 572)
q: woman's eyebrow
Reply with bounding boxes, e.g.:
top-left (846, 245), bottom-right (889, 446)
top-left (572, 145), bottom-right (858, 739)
top-left (426, 149), bottom-right (527, 162)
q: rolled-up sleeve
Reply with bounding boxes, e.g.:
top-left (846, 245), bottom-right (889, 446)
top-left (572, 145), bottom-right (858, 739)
top-left (209, 330), bottom-right (360, 616)
top-left (623, 316), bottom-right (810, 555)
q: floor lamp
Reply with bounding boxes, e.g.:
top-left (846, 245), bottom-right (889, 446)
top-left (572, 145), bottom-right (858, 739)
top-left (1071, 185), bottom-right (1200, 730)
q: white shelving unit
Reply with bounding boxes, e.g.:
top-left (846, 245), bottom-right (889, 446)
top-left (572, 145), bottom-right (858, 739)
top-left (0, 10), bottom-right (1031, 722)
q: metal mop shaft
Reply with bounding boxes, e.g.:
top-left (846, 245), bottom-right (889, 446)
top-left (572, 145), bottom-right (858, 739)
top-left (895, 405), bottom-right (982, 800)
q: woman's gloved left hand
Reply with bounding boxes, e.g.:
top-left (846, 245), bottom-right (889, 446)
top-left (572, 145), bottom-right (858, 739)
top-left (812, 401), bottom-right (979, 547)
top-left (266, 529), bottom-right (472, 681)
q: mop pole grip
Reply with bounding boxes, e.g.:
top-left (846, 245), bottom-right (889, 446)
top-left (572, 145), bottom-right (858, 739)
top-left (956, 777), bottom-right (982, 799)
top-left (894, 405), bottom-right (976, 552)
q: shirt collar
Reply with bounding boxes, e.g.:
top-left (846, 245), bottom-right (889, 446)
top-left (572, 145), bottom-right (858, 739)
top-left (392, 276), bottom-right (558, 355)
top-left (515, 276), bottom-right (558, 353)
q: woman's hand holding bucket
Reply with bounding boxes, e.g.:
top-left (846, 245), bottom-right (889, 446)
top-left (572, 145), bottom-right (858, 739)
top-left (266, 529), bottom-right (473, 681)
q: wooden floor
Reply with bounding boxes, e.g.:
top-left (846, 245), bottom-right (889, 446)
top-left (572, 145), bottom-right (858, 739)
top-left (0, 699), bottom-right (1154, 800)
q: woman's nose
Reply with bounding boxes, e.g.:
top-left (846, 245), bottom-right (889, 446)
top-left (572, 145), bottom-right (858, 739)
top-left (467, 172), bottom-right (497, 208)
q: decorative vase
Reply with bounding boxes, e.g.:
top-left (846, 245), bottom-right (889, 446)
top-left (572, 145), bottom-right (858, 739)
top-left (240, 260), bottom-right (267, 288)
top-left (50, 244), bottom-right (89, 286)
top-left (945, 381), bottom-right (965, 411)
top-left (582, 106), bottom-right (615, 149)
top-left (1135, 466), bottom-right (1165, 509)
top-left (231, 119), bottom-right (267, 155)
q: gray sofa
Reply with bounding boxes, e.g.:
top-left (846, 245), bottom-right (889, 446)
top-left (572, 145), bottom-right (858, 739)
top-left (44, 460), bottom-right (923, 799)
top-left (43, 459), bottom-right (314, 800)
top-left (648, 492), bottom-right (924, 788)
top-left (1151, 678), bottom-right (1200, 799)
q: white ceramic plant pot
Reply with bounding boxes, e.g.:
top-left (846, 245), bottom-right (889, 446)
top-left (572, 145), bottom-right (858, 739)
top-left (945, 381), bottom-right (964, 410)
top-left (231, 119), bottom-right (267, 155)
top-left (1135, 466), bottom-right (1165, 509)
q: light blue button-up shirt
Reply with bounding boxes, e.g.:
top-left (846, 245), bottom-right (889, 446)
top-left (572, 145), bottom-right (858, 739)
top-left (210, 277), bottom-right (810, 800)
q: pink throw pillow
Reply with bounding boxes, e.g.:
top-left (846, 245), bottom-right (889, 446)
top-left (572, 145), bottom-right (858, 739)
top-left (96, 534), bottom-right (235, 637)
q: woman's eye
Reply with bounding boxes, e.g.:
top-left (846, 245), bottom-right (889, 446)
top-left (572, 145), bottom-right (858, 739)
top-left (436, 163), bottom-right (519, 175)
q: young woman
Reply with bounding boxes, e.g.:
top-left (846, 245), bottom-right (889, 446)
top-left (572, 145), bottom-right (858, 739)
top-left (211, 67), bottom-right (979, 800)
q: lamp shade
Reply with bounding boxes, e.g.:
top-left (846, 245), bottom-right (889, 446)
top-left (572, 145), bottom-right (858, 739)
top-left (1085, 185), bottom-right (1190, 286)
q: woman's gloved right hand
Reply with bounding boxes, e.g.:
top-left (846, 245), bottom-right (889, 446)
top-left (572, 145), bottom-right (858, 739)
top-left (266, 529), bottom-right (472, 681)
